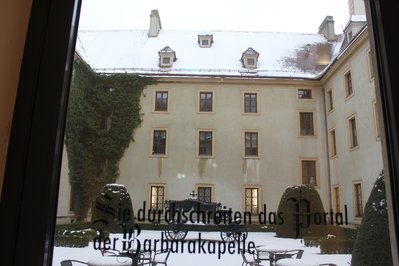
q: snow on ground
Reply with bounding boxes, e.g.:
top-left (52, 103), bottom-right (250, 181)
top-left (53, 231), bottom-right (351, 266)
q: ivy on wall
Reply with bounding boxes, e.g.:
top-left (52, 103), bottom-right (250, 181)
top-left (65, 58), bottom-right (154, 222)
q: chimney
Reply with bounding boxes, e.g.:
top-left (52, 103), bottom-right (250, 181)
top-left (318, 16), bottom-right (336, 41)
top-left (148, 10), bottom-right (162, 37)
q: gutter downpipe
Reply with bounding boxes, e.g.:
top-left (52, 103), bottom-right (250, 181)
top-left (322, 87), bottom-right (333, 212)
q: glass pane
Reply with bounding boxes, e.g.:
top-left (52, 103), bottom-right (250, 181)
top-left (52, 1), bottom-right (395, 266)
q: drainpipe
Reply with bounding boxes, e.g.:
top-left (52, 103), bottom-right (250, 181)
top-left (322, 87), bottom-right (333, 211)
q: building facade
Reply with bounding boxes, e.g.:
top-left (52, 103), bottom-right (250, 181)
top-left (57, 1), bottom-right (383, 226)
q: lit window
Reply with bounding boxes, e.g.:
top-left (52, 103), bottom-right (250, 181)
top-left (244, 187), bottom-right (259, 215)
top-left (199, 92), bottom-right (213, 112)
top-left (150, 185), bottom-right (165, 211)
top-left (349, 116), bottom-right (358, 148)
top-left (354, 183), bottom-right (363, 217)
top-left (244, 93), bottom-right (258, 113)
top-left (299, 112), bottom-right (315, 136)
top-left (345, 71), bottom-right (353, 97)
top-left (154, 91), bottom-right (168, 112)
top-left (197, 187), bottom-right (212, 203)
top-left (152, 130), bottom-right (167, 155)
top-left (198, 131), bottom-right (213, 156)
top-left (298, 89), bottom-right (312, 99)
top-left (245, 132), bottom-right (258, 157)
top-left (301, 159), bottom-right (317, 185)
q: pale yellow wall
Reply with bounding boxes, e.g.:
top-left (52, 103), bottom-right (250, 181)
top-left (0, 0), bottom-right (33, 195)
top-left (323, 31), bottom-right (383, 223)
top-left (117, 80), bottom-right (329, 214)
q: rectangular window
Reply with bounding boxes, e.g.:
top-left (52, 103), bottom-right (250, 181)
top-left (246, 58), bottom-right (255, 66)
top-left (162, 57), bottom-right (171, 65)
top-left (334, 186), bottom-right (341, 213)
top-left (198, 131), bottom-right (213, 156)
top-left (354, 183), bottom-right (363, 217)
top-left (298, 88), bottom-right (312, 99)
top-left (244, 132), bottom-right (258, 157)
top-left (349, 116), bottom-right (358, 148)
top-left (244, 188), bottom-right (259, 215)
top-left (330, 129), bottom-right (337, 157)
top-left (301, 159), bottom-right (317, 185)
top-left (201, 39), bottom-right (209, 46)
top-left (327, 89), bottom-right (334, 112)
top-left (345, 71), bottom-right (353, 97)
top-left (299, 112), bottom-right (315, 136)
top-left (199, 92), bottom-right (213, 112)
top-left (198, 187), bottom-right (212, 203)
top-left (152, 130), bottom-right (167, 155)
top-left (373, 101), bottom-right (380, 138)
top-left (150, 185), bottom-right (165, 211)
top-left (155, 91), bottom-right (168, 111)
top-left (244, 93), bottom-right (258, 113)
top-left (368, 49), bottom-right (374, 80)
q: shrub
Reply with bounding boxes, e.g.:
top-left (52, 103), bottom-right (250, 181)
top-left (351, 171), bottom-right (393, 265)
top-left (319, 235), bottom-right (355, 254)
top-left (276, 185), bottom-right (326, 238)
top-left (54, 228), bottom-right (97, 248)
top-left (91, 184), bottom-right (134, 233)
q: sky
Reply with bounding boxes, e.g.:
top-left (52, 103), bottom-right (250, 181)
top-left (78, 0), bottom-right (351, 34)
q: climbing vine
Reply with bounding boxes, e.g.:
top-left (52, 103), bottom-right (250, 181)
top-left (65, 58), bottom-right (154, 222)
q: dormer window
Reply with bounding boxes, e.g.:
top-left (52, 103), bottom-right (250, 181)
top-left (241, 47), bottom-right (259, 69)
top-left (158, 46), bottom-right (176, 67)
top-left (198, 34), bottom-right (213, 48)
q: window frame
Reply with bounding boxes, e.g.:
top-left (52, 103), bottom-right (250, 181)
top-left (198, 90), bottom-right (214, 113)
top-left (153, 90), bottom-right (170, 113)
top-left (242, 91), bottom-right (260, 114)
top-left (2, 1), bottom-right (399, 265)
top-left (297, 88), bottom-right (313, 100)
top-left (353, 181), bottom-right (364, 218)
top-left (243, 186), bottom-right (261, 215)
top-left (151, 128), bottom-right (168, 157)
top-left (329, 128), bottom-right (337, 158)
top-left (243, 130), bottom-right (260, 158)
top-left (348, 114), bottom-right (359, 150)
top-left (299, 111), bottom-right (316, 137)
top-left (326, 88), bottom-right (334, 113)
top-left (196, 185), bottom-right (214, 203)
top-left (344, 69), bottom-right (354, 99)
top-left (300, 158), bottom-right (319, 186)
top-left (149, 184), bottom-right (166, 211)
top-left (197, 129), bottom-right (214, 158)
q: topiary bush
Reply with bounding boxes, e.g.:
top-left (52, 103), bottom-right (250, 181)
top-left (351, 171), bottom-right (393, 265)
top-left (91, 183), bottom-right (134, 233)
top-left (275, 185), bottom-right (326, 238)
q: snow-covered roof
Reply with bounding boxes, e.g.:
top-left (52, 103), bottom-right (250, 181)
top-left (76, 29), bottom-right (342, 79)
